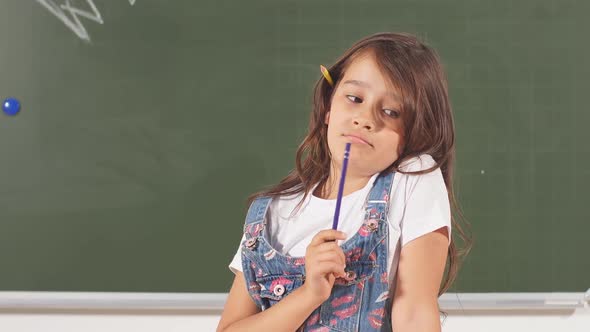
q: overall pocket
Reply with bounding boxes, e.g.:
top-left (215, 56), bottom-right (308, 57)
top-left (319, 261), bottom-right (377, 332)
top-left (256, 274), bottom-right (305, 310)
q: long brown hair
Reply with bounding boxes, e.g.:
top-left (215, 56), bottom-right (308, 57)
top-left (246, 32), bottom-right (472, 296)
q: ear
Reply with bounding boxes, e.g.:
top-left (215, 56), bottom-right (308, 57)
top-left (324, 111), bottom-right (330, 125)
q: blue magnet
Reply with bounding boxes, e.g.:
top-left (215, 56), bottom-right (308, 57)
top-left (2, 97), bottom-right (21, 116)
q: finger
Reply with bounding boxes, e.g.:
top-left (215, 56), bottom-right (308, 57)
top-left (308, 246), bottom-right (346, 265)
top-left (310, 230), bottom-right (347, 246)
top-left (313, 252), bottom-right (346, 266)
top-left (317, 244), bottom-right (347, 266)
top-left (314, 261), bottom-right (347, 277)
top-left (314, 241), bottom-right (341, 253)
top-left (328, 273), bottom-right (335, 285)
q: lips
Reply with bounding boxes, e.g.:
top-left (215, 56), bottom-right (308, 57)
top-left (343, 133), bottom-right (372, 147)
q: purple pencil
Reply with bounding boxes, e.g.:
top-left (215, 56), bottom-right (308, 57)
top-left (332, 142), bottom-right (351, 230)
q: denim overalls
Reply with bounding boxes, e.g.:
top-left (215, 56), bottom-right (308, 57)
top-left (241, 172), bottom-right (395, 331)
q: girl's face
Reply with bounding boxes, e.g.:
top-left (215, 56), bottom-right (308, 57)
top-left (325, 52), bottom-right (404, 176)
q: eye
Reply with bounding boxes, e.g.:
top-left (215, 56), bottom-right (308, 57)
top-left (383, 109), bottom-right (400, 118)
top-left (346, 95), bottom-right (362, 103)
top-left (346, 94), bottom-right (400, 119)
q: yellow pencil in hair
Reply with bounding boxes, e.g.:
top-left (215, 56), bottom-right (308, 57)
top-left (320, 64), bottom-right (334, 86)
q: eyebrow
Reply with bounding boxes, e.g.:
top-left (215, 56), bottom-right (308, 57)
top-left (342, 79), bottom-right (400, 101)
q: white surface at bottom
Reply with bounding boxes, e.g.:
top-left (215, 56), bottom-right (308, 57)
top-left (1, 309), bottom-right (589, 332)
top-left (0, 291), bottom-right (588, 331)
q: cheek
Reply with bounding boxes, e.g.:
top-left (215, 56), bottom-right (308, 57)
top-left (380, 133), bottom-right (403, 155)
top-left (326, 107), bottom-right (344, 129)
top-left (330, 95), bottom-right (350, 113)
top-left (384, 122), bottom-right (404, 146)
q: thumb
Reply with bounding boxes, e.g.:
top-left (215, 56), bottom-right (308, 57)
top-left (328, 273), bottom-right (336, 285)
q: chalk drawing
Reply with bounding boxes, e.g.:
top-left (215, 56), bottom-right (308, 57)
top-left (35, 0), bottom-right (136, 41)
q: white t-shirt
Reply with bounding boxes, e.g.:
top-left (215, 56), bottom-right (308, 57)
top-left (228, 154), bottom-right (451, 288)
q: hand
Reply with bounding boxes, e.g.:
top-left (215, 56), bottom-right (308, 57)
top-left (301, 229), bottom-right (347, 304)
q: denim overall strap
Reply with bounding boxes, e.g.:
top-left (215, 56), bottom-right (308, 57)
top-left (240, 196), bottom-right (272, 308)
top-left (243, 196), bottom-right (272, 242)
top-left (365, 171), bottom-right (394, 217)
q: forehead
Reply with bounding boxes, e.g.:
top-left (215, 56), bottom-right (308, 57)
top-left (340, 53), bottom-right (400, 100)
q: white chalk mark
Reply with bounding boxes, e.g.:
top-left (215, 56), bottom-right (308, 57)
top-left (481, 170), bottom-right (485, 174)
top-left (60, 0), bottom-right (103, 24)
top-left (35, 0), bottom-right (90, 40)
top-left (35, 0), bottom-right (136, 41)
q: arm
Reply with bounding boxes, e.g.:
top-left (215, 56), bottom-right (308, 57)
top-left (217, 272), bottom-right (326, 332)
top-left (391, 226), bottom-right (449, 332)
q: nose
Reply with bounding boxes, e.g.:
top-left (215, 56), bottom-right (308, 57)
top-left (352, 106), bottom-right (376, 131)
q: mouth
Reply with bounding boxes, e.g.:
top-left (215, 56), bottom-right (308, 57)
top-left (343, 134), bottom-right (372, 147)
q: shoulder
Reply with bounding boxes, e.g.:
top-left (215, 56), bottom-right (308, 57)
top-left (389, 154), bottom-right (441, 189)
top-left (388, 154), bottom-right (446, 201)
top-left (397, 154), bottom-right (438, 173)
top-left (389, 154), bottom-right (451, 246)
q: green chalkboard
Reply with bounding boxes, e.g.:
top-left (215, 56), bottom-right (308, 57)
top-left (0, 0), bottom-right (588, 293)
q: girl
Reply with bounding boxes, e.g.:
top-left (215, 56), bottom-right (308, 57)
top-left (217, 32), bottom-right (471, 332)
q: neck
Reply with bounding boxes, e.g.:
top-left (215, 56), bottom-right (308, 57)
top-left (314, 164), bottom-right (373, 199)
